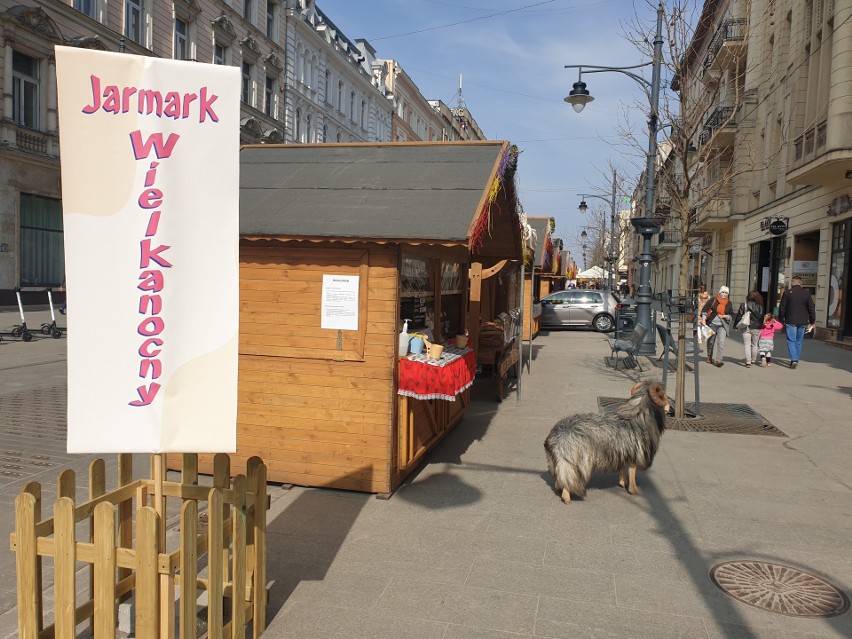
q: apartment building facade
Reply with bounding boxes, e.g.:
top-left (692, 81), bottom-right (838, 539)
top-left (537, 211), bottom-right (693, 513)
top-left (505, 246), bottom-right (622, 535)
top-left (0, 0), bottom-right (398, 302)
top-left (651, 0), bottom-right (851, 341)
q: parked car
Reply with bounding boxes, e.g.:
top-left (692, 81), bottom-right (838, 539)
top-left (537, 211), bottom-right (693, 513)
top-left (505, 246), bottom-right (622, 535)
top-left (539, 289), bottom-right (626, 332)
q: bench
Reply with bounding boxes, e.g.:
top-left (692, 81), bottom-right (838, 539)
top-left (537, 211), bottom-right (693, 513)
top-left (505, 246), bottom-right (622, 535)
top-left (656, 323), bottom-right (697, 358)
top-left (607, 323), bottom-right (647, 371)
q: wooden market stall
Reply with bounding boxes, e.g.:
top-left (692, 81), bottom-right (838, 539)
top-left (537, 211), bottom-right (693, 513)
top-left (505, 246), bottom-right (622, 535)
top-left (186, 141), bottom-right (524, 496)
top-left (522, 216), bottom-right (554, 341)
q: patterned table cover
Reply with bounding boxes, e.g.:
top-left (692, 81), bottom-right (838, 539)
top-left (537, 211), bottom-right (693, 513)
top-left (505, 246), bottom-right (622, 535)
top-left (398, 346), bottom-right (476, 402)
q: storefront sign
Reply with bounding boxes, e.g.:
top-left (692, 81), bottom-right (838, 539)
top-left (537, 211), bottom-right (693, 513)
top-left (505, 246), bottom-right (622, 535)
top-left (769, 219), bottom-right (788, 235)
top-left (321, 275), bottom-right (360, 330)
top-left (56, 47), bottom-right (240, 453)
top-left (792, 261), bottom-right (818, 288)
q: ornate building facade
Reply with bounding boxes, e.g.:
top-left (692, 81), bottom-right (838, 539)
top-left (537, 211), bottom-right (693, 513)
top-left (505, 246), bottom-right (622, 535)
top-left (650, 0), bottom-right (851, 341)
top-left (2, 0), bottom-right (487, 301)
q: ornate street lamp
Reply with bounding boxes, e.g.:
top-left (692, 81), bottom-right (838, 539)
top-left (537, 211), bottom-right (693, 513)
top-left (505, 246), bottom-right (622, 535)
top-left (564, 2), bottom-right (664, 355)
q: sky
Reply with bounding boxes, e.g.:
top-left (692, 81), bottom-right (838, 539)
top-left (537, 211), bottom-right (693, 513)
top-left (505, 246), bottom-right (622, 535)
top-left (317, 0), bottom-right (670, 258)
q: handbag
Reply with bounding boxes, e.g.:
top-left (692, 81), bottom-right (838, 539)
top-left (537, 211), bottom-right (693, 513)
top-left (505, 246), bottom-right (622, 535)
top-left (736, 308), bottom-right (751, 331)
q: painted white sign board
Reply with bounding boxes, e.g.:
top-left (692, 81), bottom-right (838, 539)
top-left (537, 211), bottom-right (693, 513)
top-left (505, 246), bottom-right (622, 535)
top-left (56, 47), bottom-right (240, 453)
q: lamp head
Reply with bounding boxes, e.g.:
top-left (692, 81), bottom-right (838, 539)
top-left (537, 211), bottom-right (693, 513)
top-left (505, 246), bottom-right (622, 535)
top-left (580, 230), bottom-right (588, 239)
top-left (630, 217), bottom-right (662, 235)
top-left (564, 81), bottom-right (594, 113)
top-left (578, 199), bottom-right (588, 213)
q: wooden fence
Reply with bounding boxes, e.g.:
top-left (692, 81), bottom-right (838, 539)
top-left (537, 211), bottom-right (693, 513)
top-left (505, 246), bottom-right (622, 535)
top-left (10, 453), bottom-right (268, 638)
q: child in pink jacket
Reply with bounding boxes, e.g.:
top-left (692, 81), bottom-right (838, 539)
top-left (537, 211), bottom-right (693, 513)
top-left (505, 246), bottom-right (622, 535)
top-left (758, 313), bottom-right (784, 366)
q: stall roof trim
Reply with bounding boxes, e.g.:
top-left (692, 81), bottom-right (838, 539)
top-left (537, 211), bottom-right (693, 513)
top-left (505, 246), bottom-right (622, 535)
top-left (240, 141), bottom-right (510, 243)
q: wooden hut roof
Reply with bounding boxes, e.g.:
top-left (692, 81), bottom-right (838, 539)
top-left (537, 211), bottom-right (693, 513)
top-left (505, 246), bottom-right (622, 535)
top-left (239, 141), bottom-right (520, 249)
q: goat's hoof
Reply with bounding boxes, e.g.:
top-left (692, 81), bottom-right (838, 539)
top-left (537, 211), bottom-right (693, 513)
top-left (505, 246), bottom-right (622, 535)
top-left (561, 488), bottom-right (571, 503)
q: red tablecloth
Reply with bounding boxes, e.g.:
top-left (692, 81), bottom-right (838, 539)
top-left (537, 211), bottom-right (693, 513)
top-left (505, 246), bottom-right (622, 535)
top-left (398, 347), bottom-right (476, 402)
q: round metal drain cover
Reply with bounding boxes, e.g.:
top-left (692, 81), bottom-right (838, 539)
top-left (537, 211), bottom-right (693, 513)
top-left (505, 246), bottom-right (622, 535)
top-left (710, 561), bottom-right (849, 618)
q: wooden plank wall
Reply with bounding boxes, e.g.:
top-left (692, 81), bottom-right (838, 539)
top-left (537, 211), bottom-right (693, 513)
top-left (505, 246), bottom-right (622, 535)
top-left (233, 241), bottom-right (398, 494)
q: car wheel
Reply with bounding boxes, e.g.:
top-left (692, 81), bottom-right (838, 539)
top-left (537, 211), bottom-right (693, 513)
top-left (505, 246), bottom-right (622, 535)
top-left (593, 314), bottom-right (614, 332)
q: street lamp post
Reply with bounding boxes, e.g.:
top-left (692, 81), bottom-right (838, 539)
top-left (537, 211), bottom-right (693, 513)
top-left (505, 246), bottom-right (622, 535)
top-left (564, 2), bottom-right (664, 355)
top-left (578, 168), bottom-right (618, 292)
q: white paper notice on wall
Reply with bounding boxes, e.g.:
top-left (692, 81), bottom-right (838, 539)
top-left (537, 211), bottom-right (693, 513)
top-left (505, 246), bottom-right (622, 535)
top-left (321, 275), bottom-right (360, 331)
top-left (55, 47), bottom-right (240, 453)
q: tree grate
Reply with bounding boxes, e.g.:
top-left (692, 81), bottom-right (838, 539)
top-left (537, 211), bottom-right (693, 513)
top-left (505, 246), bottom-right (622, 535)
top-left (710, 561), bottom-right (850, 617)
top-left (597, 397), bottom-right (787, 437)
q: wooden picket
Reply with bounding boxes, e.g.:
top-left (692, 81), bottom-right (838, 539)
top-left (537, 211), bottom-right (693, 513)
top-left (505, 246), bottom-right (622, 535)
top-left (9, 453), bottom-right (269, 639)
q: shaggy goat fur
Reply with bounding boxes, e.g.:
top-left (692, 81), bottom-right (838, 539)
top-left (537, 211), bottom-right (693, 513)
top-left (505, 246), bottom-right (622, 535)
top-left (543, 381), bottom-right (670, 503)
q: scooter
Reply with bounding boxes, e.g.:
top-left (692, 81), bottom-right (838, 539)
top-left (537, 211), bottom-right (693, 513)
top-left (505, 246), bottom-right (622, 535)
top-left (40, 288), bottom-right (64, 339)
top-left (6, 288), bottom-right (34, 342)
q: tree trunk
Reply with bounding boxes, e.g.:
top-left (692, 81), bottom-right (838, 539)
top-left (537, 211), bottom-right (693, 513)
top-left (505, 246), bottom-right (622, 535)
top-left (674, 239), bottom-right (692, 419)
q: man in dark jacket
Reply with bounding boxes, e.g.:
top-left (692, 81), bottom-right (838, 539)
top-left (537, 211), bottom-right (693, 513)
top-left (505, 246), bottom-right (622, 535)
top-left (778, 277), bottom-right (815, 369)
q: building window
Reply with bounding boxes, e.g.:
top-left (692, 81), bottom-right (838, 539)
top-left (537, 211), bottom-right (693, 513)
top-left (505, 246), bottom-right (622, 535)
top-left (306, 114), bottom-right (313, 143)
top-left (336, 131), bottom-right (341, 143)
top-left (214, 43), bottom-right (227, 65)
top-left (266, 1), bottom-right (277, 39)
top-left (295, 108), bottom-right (302, 142)
top-left (827, 221), bottom-right (847, 329)
top-left (350, 91), bottom-right (355, 121)
top-left (241, 62), bottom-right (253, 105)
top-left (243, 0), bottom-right (253, 22)
top-left (12, 51), bottom-right (39, 129)
top-left (174, 18), bottom-right (189, 60)
top-left (125, 0), bottom-right (145, 45)
top-left (337, 81), bottom-right (343, 111)
top-left (20, 194), bottom-right (64, 287)
top-left (265, 76), bottom-right (274, 116)
top-left (360, 99), bottom-right (366, 129)
top-left (74, 0), bottom-right (96, 18)
top-left (322, 124), bottom-right (327, 142)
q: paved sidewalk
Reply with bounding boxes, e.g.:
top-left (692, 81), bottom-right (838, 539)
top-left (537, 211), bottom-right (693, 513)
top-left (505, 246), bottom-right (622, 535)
top-left (1, 307), bottom-right (851, 638)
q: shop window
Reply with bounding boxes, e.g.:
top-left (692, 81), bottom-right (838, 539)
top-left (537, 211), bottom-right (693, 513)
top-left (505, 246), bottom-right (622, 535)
top-left (20, 194), bottom-right (64, 287)
top-left (401, 255), bottom-right (434, 333)
top-left (12, 51), bottom-right (39, 129)
top-left (440, 262), bottom-right (464, 336)
top-left (827, 221), bottom-right (847, 329)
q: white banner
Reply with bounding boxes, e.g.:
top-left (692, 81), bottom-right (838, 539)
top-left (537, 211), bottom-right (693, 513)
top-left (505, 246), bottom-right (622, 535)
top-left (56, 47), bottom-right (240, 453)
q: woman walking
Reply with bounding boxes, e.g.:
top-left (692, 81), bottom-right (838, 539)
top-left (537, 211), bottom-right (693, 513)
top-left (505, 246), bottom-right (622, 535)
top-left (700, 285), bottom-right (732, 367)
top-left (737, 290), bottom-right (764, 367)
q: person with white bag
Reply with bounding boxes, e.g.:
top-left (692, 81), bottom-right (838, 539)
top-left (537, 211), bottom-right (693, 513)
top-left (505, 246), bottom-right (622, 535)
top-left (699, 285), bottom-right (732, 367)
top-left (733, 290), bottom-right (764, 367)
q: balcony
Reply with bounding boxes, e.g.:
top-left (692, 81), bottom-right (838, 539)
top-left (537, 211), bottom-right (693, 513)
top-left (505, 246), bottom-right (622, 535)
top-left (786, 119), bottom-right (852, 186)
top-left (698, 105), bottom-right (736, 149)
top-left (656, 229), bottom-right (681, 249)
top-left (0, 122), bottom-right (58, 159)
top-left (704, 18), bottom-right (747, 72)
top-left (691, 197), bottom-right (732, 231)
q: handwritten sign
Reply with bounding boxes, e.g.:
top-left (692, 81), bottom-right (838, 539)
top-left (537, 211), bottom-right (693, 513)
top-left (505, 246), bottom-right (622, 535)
top-left (56, 47), bottom-right (239, 453)
top-left (321, 275), bottom-right (360, 330)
